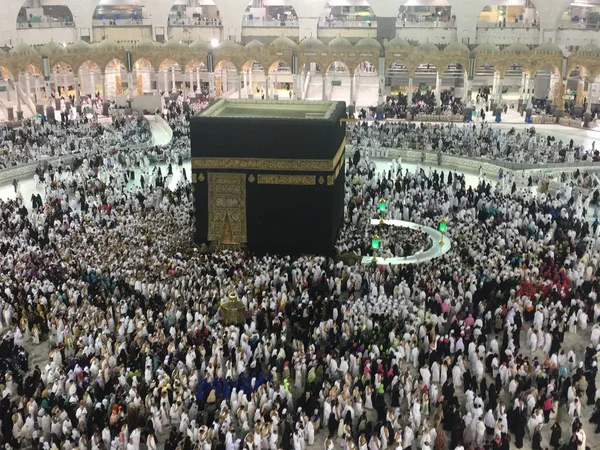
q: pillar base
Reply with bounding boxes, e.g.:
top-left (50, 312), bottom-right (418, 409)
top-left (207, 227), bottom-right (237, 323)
top-left (6, 106), bottom-right (14, 121)
top-left (584, 112), bottom-right (593, 128)
top-left (35, 104), bottom-right (45, 115)
top-left (46, 106), bottom-right (55, 123)
top-left (76, 104), bottom-right (82, 114)
top-left (16, 110), bottom-right (23, 120)
top-left (554, 108), bottom-right (564, 119)
top-left (103, 102), bottom-right (110, 116)
top-left (574, 105), bottom-right (584, 117)
top-left (435, 106), bottom-right (441, 115)
top-left (517, 99), bottom-right (524, 114)
top-left (525, 109), bottom-right (532, 124)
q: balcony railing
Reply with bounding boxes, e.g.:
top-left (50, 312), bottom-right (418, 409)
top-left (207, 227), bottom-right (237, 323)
top-left (168, 18), bottom-right (223, 27)
top-left (92, 18), bottom-right (152, 27)
top-left (17, 19), bottom-right (75, 28)
top-left (243, 19), bottom-right (298, 27)
top-left (396, 19), bottom-right (456, 28)
top-left (318, 19), bottom-right (376, 28)
top-left (476, 20), bottom-right (539, 29)
top-left (558, 19), bottom-right (600, 30)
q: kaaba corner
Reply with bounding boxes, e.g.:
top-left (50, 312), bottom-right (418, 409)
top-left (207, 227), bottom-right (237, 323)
top-left (190, 99), bottom-right (347, 256)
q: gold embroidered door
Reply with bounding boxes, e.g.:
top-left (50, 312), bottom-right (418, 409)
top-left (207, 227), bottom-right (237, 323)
top-left (207, 172), bottom-right (247, 243)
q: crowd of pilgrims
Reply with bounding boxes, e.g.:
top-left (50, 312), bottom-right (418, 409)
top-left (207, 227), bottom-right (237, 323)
top-left (0, 114), bottom-right (151, 170)
top-left (376, 90), bottom-right (464, 120)
top-left (336, 214), bottom-right (433, 258)
top-left (0, 108), bottom-right (599, 450)
top-left (347, 121), bottom-right (600, 166)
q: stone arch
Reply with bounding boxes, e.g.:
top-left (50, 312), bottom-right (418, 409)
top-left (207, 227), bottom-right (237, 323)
top-left (268, 60), bottom-right (292, 75)
top-left (242, 59), bottom-right (265, 74)
top-left (530, 63), bottom-right (561, 107)
top-left (413, 63), bottom-right (438, 88)
top-left (440, 63), bottom-right (466, 93)
top-left (214, 59), bottom-right (239, 98)
top-left (159, 58), bottom-right (182, 94)
top-left (78, 60), bottom-right (102, 97)
top-left (185, 60), bottom-right (209, 96)
top-left (105, 58), bottom-right (128, 100)
top-left (472, 63), bottom-right (496, 91)
top-left (354, 60), bottom-right (377, 76)
top-left (565, 65), bottom-right (589, 108)
top-left (17, 2), bottom-right (75, 28)
top-left (133, 57), bottom-right (154, 95)
top-left (0, 66), bottom-right (14, 81)
top-left (50, 62), bottom-right (73, 99)
top-left (387, 62), bottom-right (409, 97)
top-left (267, 60), bottom-right (294, 99)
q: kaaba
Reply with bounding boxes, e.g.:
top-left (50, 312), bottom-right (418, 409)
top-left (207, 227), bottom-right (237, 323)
top-left (191, 99), bottom-right (346, 256)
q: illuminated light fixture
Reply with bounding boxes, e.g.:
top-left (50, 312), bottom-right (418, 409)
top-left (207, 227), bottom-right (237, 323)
top-left (211, 38), bottom-right (219, 48)
top-left (378, 198), bottom-right (387, 212)
top-left (371, 234), bottom-right (380, 250)
top-left (62, 42), bottom-right (67, 47)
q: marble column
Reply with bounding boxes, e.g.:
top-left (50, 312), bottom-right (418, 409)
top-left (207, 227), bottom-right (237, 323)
top-left (435, 72), bottom-right (441, 112)
top-left (16, 76), bottom-right (22, 119)
top-left (408, 77), bottom-right (413, 105)
top-left (163, 70), bottom-right (168, 94)
top-left (265, 76), bottom-right (270, 99)
top-left (350, 75), bottom-right (354, 105)
top-left (322, 74), bottom-right (326, 100)
top-left (63, 73), bottom-right (68, 98)
top-left (576, 80), bottom-right (585, 107)
top-left (196, 68), bottom-right (200, 92)
top-left (35, 76), bottom-right (41, 104)
top-left (208, 72), bottom-right (215, 97)
top-left (101, 74), bottom-right (106, 100)
top-left (128, 72), bottom-right (134, 96)
top-left (243, 71), bottom-right (248, 95)
top-left (585, 81), bottom-right (594, 127)
top-left (497, 77), bottom-right (503, 103)
top-left (53, 72), bottom-right (59, 98)
top-left (292, 74), bottom-right (298, 100)
top-left (25, 73), bottom-right (31, 101)
top-left (248, 70), bottom-right (253, 97)
top-left (171, 66), bottom-right (176, 92)
top-left (189, 71), bottom-right (193, 96)
top-left (238, 78), bottom-right (242, 99)
top-left (73, 76), bottom-right (80, 105)
top-left (90, 70), bottom-right (95, 96)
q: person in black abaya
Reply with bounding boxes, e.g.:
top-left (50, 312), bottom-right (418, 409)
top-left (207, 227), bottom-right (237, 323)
top-left (550, 422), bottom-right (562, 449)
top-left (586, 369), bottom-right (597, 406)
top-left (328, 409), bottom-right (338, 438)
top-left (513, 404), bottom-right (526, 448)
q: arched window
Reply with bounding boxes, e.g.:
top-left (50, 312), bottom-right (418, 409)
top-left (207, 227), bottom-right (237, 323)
top-left (169, 0), bottom-right (222, 27)
top-left (93, 0), bottom-right (150, 26)
top-left (477, 0), bottom-right (539, 28)
top-left (17, 0), bottom-right (74, 28)
top-left (398, 0), bottom-right (454, 27)
top-left (319, 1), bottom-right (376, 28)
top-left (243, 0), bottom-right (298, 27)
